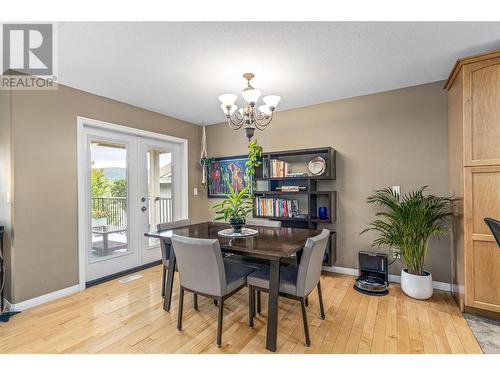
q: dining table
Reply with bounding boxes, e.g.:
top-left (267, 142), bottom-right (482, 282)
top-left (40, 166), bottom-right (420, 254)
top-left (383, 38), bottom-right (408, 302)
top-left (144, 221), bottom-right (320, 352)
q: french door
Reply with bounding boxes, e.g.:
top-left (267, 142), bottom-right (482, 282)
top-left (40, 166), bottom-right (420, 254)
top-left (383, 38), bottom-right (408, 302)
top-left (80, 123), bottom-right (187, 283)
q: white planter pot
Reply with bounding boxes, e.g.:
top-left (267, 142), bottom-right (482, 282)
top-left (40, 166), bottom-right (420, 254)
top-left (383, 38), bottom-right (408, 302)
top-left (400, 268), bottom-right (433, 300)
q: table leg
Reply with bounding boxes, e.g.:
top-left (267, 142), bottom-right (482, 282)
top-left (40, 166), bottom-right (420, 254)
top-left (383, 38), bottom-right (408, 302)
top-left (101, 233), bottom-right (109, 257)
top-left (163, 243), bottom-right (176, 312)
top-left (266, 259), bottom-right (280, 352)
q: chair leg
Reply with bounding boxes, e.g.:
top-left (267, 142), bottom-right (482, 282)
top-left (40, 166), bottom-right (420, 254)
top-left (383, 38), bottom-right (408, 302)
top-left (161, 266), bottom-right (166, 297)
top-left (305, 296), bottom-right (309, 307)
top-left (177, 286), bottom-right (184, 331)
top-left (248, 286), bottom-right (254, 328)
top-left (317, 281), bottom-right (325, 320)
top-left (256, 290), bottom-right (261, 314)
top-left (300, 297), bottom-right (311, 347)
top-left (216, 298), bottom-right (224, 347)
top-left (193, 293), bottom-right (198, 310)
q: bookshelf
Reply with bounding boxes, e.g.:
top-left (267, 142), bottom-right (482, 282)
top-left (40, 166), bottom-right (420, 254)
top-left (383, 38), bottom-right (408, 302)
top-left (252, 147), bottom-right (337, 266)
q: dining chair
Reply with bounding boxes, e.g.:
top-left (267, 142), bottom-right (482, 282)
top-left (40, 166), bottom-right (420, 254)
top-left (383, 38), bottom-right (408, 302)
top-left (171, 234), bottom-right (255, 346)
top-left (245, 218), bottom-right (282, 227)
top-left (246, 228), bottom-right (330, 346)
top-left (225, 218), bottom-right (282, 312)
top-left (157, 219), bottom-right (191, 299)
top-left (484, 217), bottom-right (500, 247)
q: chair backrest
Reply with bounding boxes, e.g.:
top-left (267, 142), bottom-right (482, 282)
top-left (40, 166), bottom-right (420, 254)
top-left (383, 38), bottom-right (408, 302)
top-left (157, 219), bottom-right (191, 265)
top-left (484, 217), bottom-right (500, 247)
top-left (296, 229), bottom-right (330, 296)
top-left (170, 234), bottom-right (227, 297)
top-left (246, 218), bottom-right (282, 228)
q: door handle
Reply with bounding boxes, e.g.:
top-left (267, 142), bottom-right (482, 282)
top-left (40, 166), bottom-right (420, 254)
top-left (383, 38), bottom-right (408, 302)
top-left (141, 206), bottom-right (147, 212)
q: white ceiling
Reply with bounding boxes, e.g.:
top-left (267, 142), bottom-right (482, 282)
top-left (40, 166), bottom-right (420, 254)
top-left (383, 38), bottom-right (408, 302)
top-left (58, 22), bottom-right (500, 125)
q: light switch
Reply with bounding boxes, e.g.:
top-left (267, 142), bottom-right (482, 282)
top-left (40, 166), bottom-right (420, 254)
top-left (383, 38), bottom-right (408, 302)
top-left (193, 188), bottom-right (199, 196)
top-left (392, 185), bottom-right (400, 196)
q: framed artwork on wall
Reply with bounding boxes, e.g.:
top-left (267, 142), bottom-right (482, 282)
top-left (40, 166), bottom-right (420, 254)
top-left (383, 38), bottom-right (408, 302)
top-left (207, 156), bottom-right (251, 198)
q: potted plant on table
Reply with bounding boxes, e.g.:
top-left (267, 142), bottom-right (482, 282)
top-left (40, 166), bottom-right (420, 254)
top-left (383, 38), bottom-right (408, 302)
top-left (362, 186), bottom-right (454, 299)
top-left (92, 208), bottom-right (109, 227)
top-left (213, 180), bottom-right (253, 233)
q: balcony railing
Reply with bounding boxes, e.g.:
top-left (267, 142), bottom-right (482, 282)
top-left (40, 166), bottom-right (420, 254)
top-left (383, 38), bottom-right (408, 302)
top-left (91, 196), bottom-right (173, 229)
top-left (156, 197), bottom-right (173, 224)
top-left (92, 197), bottom-right (127, 227)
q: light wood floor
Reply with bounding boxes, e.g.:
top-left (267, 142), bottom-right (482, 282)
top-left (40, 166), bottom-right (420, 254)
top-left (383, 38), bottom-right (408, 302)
top-left (0, 265), bottom-right (482, 354)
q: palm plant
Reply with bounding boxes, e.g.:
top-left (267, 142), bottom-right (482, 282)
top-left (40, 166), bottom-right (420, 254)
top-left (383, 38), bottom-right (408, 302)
top-left (362, 186), bottom-right (454, 276)
top-left (213, 179), bottom-right (253, 232)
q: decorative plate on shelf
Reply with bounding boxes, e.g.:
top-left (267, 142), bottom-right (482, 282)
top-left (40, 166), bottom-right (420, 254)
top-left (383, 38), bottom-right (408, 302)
top-left (308, 156), bottom-right (326, 175)
top-left (218, 228), bottom-right (258, 238)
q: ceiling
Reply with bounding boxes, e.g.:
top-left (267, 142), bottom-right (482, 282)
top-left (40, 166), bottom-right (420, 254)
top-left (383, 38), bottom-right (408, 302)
top-left (58, 22), bottom-right (500, 125)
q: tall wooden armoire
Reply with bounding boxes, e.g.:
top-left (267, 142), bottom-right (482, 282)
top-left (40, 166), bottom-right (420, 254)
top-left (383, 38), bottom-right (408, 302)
top-left (445, 50), bottom-right (500, 316)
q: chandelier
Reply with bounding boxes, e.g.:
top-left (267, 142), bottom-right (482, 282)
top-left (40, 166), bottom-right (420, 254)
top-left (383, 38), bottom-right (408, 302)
top-left (219, 73), bottom-right (281, 140)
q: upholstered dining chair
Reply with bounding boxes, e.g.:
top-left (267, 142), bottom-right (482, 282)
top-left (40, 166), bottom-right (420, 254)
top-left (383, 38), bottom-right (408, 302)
top-left (245, 218), bottom-right (282, 227)
top-left (246, 228), bottom-right (330, 346)
top-left (484, 217), bottom-right (500, 247)
top-left (157, 219), bottom-right (191, 299)
top-left (171, 234), bottom-right (255, 347)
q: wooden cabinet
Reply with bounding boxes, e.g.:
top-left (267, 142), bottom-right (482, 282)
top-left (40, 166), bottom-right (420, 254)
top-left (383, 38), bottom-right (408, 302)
top-left (445, 50), bottom-right (500, 314)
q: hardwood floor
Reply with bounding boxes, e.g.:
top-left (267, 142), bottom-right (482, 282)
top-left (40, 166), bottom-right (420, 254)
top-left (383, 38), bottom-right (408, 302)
top-left (0, 265), bottom-right (482, 354)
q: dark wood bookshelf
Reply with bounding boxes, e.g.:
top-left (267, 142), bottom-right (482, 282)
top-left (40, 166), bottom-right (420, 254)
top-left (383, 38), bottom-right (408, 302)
top-left (252, 146), bottom-right (337, 266)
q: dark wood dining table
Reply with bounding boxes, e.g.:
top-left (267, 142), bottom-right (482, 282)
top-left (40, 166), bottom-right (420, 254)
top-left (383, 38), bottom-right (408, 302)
top-left (144, 221), bottom-right (320, 352)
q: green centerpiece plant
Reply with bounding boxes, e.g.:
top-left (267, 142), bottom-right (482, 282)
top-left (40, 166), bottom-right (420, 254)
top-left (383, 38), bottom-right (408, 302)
top-left (213, 179), bottom-right (253, 233)
top-left (212, 139), bottom-right (263, 233)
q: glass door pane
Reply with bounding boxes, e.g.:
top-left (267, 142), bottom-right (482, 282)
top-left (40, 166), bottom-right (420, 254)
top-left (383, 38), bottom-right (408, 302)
top-left (147, 149), bottom-right (173, 247)
top-left (89, 140), bottom-right (128, 260)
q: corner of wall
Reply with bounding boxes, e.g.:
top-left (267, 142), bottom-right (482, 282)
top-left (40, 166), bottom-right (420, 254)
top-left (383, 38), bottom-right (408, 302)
top-left (0, 86), bottom-right (14, 303)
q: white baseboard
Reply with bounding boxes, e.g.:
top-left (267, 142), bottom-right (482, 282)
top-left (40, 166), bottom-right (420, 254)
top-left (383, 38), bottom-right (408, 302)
top-left (322, 265), bottom-right (451, 292)
top-left (4, 267), bottom-right (450, 313)
top-left (6, 284), bottom-right (80, 312)
top-left (325, 265), bottom-right (359, 276)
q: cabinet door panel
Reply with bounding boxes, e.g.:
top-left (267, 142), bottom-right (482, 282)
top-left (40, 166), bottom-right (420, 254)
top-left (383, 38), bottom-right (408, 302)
top-left (468, 61), bottom-right (500, 164)
top-left (471, 168), bottom-right (500, 235)
top-left (472, 240), bottom-right (500, 311)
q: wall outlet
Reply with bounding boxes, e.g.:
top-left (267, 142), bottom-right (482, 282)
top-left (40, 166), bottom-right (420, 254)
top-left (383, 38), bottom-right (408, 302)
top-left (391, 185), bottom-right (400, 196)
top-left (193, 188), bottom-right (198, 196)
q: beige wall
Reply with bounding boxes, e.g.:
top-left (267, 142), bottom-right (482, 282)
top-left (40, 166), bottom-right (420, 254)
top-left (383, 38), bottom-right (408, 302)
top-left (206, 81), bottom-right (451, 282)
top-left (0, 89), bottom-right (13, 301)
top-left (9, 84), bottom-right (205, 303)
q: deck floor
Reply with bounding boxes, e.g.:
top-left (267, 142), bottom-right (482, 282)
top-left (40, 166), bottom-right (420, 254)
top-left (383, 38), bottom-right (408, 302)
top-left (0, 265), bottom-right (482, 354)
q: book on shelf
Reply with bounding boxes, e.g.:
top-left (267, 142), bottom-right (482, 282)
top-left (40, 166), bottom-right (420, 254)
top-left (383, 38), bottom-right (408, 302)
top-left (275, 186), bottom-right (307, 192)
top-left (270, 159), bottom-right (290, 178)
top-left (285, 172), bottom-right (308, 177)
top-left (254, 197), bottom-right (301, 218)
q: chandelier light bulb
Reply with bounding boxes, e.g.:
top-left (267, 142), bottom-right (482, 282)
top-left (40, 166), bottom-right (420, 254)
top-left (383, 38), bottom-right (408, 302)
top-left (263, 95), bottom-right (281, 109)
top-left (220, 103), bottom-right (237, 115)
top-left (219, 94), bottom-right (237, 107)
top-left (258, 105), bottom-right (272, 116)
top-left (242, 89), bottom-right (261, 105)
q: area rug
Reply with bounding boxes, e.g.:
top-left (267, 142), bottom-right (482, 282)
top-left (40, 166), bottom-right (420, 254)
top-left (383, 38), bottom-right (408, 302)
top-left (464, 313), bottom-right (500, 354)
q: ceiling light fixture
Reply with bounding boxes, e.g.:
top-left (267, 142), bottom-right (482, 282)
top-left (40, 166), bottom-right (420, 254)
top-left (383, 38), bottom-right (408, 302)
top-left (219, 73), bottom-right (281, 140)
